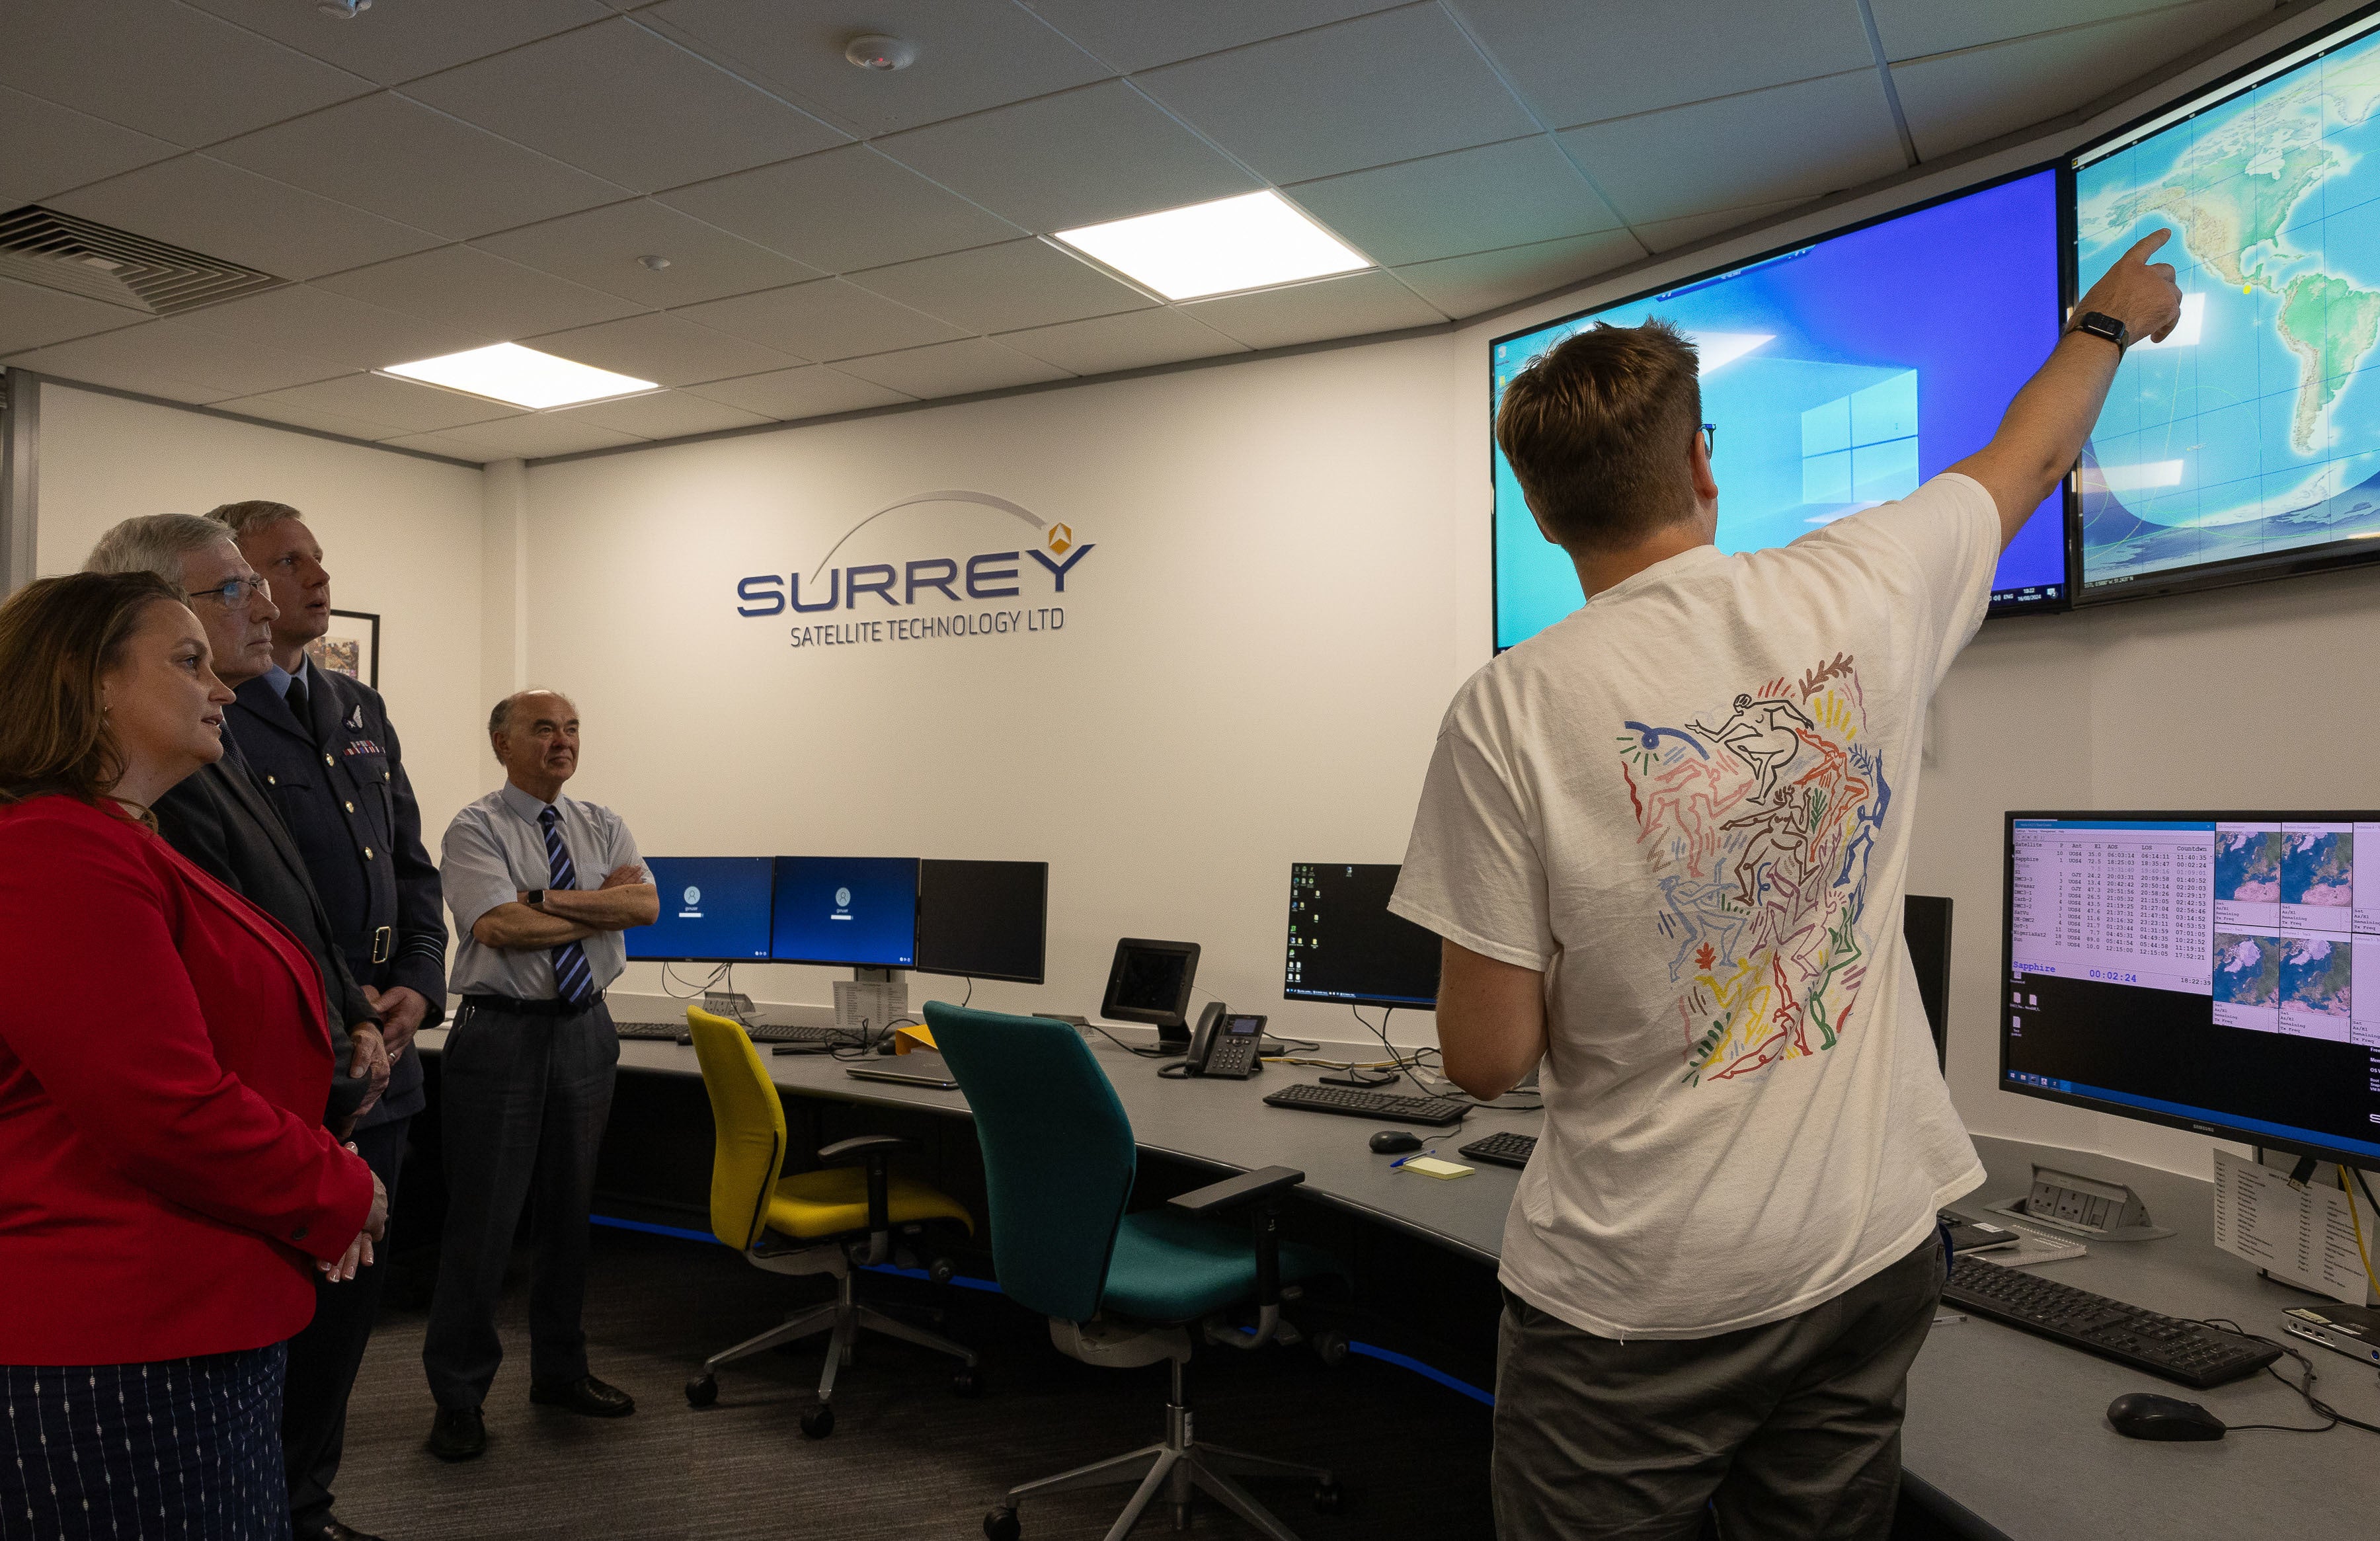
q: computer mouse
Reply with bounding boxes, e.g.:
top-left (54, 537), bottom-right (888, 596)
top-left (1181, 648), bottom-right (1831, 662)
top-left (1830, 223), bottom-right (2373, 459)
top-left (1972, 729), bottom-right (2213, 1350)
top-left (1369, 1130), bottom-right (1424, 1154)
top-left (2106, 1392), bottom-right (2226, 1441)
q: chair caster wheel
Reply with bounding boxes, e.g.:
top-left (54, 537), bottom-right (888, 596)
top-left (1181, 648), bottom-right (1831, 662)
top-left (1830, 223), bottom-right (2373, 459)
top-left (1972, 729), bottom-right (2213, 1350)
top-left (1313, 1480), bottom-right (1342, 1514)
top-left (684, 1375), bottom-right (717, 1407)
top-left (799, 1404), bottom-right (835, 1439)
top-left (984, 1506), bottom-right (1020, 1541)
top-left (928, 1256), bottom-right (957, 1286)
top-left (1312, 1328), bottom-right (1350, 1367)
top-left (951, 1366), bottom-right (981, 1397)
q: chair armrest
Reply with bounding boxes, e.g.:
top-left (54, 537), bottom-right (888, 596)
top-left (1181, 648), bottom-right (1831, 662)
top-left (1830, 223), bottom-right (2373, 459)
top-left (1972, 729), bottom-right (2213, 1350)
top-left (818, 1134), bottom-right (911, 1164)
top-left (1168, 1165), bottom-right (1304, 1217)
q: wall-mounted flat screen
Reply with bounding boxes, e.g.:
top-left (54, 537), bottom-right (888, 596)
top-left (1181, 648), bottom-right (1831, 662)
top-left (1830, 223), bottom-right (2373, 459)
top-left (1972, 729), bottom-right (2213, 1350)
top-left (624, 856), bottom-right (774, 962)
top-left (915, 859), bottom-right (1049, 984)
top-left (1283, 863), bottom-right (1441, 1009)
top-left (770, 855), bottom-right (919, 968)
top-left (2003, 812), bottom-right (2380, 1167)
top-left (1491, 169), bottom-right (2067, 651)
top-left (2075, 13), bottom-right (2380, 602)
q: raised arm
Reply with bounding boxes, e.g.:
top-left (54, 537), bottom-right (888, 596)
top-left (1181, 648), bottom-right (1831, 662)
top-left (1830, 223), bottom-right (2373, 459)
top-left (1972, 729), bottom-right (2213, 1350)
top-left (1950, 229), bottom-right (2185, 548)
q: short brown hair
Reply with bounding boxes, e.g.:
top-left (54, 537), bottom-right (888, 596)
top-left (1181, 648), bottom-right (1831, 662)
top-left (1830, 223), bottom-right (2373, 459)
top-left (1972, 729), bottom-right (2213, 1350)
top-left (0, 571), bottom-right (187, 808)
top-left (1494, 319), bottom-right (1703, 550)
top-left (207, 500), bottom-right (305, 541)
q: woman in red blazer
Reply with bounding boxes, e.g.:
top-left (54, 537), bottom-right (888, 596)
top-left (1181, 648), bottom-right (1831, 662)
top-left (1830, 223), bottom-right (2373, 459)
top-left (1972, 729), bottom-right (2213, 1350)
top-left (0, 571), bottom-right (381, 1540)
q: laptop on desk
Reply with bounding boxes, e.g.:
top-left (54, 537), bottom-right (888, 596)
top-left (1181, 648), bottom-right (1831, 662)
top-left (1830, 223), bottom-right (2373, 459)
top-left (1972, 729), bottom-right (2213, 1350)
top-left (844, 1053), bottom-right (961, 1091)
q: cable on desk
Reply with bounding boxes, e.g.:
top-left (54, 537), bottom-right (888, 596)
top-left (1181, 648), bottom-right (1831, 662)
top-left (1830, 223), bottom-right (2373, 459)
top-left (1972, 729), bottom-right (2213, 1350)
top-left (2341, 1169), bottom-right (2378, 1300)
top-left (1078, 1021), bottom-right (1175, 1058)
top-left (1353, 1006), bottom-right (1543, 1112)
top-left (2192, 1321), bottom-right (2380, 1437)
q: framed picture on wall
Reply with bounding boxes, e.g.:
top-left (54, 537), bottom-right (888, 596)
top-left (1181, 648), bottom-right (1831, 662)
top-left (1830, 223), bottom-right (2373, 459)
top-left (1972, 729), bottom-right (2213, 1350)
top-left (305, 609), bottom-right (379, 689)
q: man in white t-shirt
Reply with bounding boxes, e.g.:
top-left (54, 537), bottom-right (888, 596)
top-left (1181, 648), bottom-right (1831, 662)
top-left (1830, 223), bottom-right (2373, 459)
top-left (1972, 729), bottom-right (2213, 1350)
top-left (1392, 234), bottom-right (2183, 1539)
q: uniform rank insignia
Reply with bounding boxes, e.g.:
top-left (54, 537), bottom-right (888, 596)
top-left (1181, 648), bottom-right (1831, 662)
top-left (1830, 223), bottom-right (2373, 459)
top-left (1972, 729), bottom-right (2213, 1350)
top-left (344, 738), bottom-right (384, 756)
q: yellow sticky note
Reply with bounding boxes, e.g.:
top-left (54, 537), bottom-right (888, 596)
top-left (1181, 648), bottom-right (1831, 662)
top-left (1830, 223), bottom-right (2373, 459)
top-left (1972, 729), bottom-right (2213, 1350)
top-left (1401, 1156), bottom-right (1474, 1180)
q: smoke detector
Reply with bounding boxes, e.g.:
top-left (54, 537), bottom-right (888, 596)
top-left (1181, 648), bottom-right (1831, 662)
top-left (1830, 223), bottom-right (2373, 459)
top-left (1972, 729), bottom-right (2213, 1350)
top-left (844, 34), bottom-right (915, 71)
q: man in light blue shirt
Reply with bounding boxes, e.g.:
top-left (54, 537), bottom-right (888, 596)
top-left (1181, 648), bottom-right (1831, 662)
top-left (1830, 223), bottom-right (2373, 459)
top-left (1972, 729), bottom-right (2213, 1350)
top-left (422, 690), bottom-right (656, 1462)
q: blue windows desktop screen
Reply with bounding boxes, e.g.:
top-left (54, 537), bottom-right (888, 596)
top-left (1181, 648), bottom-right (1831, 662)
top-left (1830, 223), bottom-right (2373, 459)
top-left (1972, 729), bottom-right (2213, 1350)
top-left (770, 856), bottom-right (919, 968)
top-left (1491, 169), bottom-right (2067, 651)
top-left (625, 856), bottom-right (775, 961)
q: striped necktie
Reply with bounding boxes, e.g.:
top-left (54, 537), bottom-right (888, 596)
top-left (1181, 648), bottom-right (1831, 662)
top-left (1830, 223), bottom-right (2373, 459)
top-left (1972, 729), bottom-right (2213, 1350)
top-left (537, 805), bottom-right (595, 1007)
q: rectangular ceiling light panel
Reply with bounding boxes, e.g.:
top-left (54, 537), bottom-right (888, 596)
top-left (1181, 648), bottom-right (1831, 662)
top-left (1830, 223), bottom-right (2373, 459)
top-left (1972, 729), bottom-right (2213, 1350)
top-left (1054, 191), bottom-right (1370, 301)
top-left (378, 342), bottom-right (656, 409)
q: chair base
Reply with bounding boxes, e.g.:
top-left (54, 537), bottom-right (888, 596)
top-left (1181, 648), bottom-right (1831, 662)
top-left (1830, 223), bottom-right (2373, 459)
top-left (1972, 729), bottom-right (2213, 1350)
top-left (694, 1265), bottom-right (977, 1419)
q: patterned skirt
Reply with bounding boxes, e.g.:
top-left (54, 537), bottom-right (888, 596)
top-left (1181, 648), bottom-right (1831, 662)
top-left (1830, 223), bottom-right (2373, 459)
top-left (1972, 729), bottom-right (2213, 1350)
top-left (2, 1343), bottom-right (288, 1540)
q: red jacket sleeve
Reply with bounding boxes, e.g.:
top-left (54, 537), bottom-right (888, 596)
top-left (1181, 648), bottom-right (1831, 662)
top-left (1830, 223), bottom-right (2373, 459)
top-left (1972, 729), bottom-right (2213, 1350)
top-left (0, 811), bottom-right (374, 1264)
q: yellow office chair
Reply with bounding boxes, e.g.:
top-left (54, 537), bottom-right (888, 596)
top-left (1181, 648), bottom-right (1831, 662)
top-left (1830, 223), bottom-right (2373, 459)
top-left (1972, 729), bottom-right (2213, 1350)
top-left (682, 1006), bottom-right (978, 1438)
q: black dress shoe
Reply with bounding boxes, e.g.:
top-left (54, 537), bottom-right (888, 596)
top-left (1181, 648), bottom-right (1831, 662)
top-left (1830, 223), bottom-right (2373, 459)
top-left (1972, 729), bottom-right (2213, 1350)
top-left (426, 1403), bottom-right (486, 1462)
top-left (529, 1374), bottom-right (636, 1417)
top-left (292, 1516), bottom-right (385, 1541)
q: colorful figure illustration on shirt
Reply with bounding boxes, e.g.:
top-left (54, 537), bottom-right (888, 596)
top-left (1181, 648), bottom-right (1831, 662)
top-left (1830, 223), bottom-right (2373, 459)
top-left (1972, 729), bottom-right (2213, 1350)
top-left (1616, 653), bottom-right (1885, 1087)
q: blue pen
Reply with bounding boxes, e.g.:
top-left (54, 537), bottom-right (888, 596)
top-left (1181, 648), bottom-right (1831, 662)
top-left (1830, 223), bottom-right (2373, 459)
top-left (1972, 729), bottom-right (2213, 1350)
top-left (1389, 1149), bottom-right (1436, 1169)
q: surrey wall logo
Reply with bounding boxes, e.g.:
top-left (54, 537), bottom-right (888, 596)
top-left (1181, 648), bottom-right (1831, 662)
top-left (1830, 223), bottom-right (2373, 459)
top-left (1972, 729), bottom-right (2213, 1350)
top-left (734, 490), bottom-right (1093, 652)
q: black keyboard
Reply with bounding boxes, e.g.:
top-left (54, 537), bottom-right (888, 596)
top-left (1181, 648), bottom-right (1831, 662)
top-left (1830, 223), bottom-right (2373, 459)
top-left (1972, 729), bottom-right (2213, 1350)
top-left (1941, 1255), bottom-right (2283, 1389)
top-left (1261, 1082), bottom-right (1466, 1127)
top-left (614, 1021), bottom-right (684, 1041)
top-left (1458, 1131), bottom-right (1536, 1169)
top-left (614, 1021), bottom-right (852, 1046)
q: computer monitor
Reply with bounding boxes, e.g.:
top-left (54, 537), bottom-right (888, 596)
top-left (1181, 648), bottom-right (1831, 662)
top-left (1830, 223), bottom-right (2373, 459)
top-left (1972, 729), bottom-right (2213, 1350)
top-left (1491, 166), bottom-right (2068, 651)
top-left (2073, 10), bottom-right (2380, 604)
top-left (623, 856), bottom-right (775, 963)
top-left (2003, 812), bottom-right (2380, 1166)
top-left (770, 855), bottom-right (919, 969)
top-left (1101, 938), bottom-right (1201, 1048)
top-left (915, 859), bottom-right (1049, 984)
top-left (1283, 862), bottom-right (1441, 1009)
top-left (1903, 893), bottom-right (1953, 1074)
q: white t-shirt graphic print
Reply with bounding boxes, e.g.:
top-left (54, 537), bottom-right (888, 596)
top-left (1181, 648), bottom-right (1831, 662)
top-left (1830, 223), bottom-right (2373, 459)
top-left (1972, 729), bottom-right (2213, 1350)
top-left (1393, 473), bottom-right (1997, 1339)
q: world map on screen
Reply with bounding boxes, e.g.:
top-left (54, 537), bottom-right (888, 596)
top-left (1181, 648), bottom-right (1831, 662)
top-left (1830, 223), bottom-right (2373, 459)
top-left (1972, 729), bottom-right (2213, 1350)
top-left (2078, 24), bottom-right (2380, 588)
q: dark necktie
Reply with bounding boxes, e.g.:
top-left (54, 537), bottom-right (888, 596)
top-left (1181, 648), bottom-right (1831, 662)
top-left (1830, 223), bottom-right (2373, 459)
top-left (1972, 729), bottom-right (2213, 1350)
top-left (538, 805), bottom-right (596, 1007)
top-left (284, 674), bottom-right (315, 744)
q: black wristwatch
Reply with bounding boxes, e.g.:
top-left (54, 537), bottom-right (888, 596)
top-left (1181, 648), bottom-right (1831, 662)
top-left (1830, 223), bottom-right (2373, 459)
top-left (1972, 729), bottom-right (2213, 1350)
top-left (524, 889), bottom-right (546, 909)
top-left (2073, 311), bottom-right (2128, 349)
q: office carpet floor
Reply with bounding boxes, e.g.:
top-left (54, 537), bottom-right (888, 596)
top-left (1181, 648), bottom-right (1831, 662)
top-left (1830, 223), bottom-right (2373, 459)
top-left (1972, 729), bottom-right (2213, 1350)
top-left (335, 1229), bottom-right (1501, 1541)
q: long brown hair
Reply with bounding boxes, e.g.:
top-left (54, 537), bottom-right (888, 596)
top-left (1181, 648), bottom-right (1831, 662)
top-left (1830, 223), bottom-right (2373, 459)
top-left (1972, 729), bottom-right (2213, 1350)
top-left (0, 571), bottom-right (187, 808)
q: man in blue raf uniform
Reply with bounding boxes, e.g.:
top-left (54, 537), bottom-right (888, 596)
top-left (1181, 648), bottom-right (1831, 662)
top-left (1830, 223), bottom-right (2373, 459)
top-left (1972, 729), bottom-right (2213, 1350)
top-left (213, 500), bottom-right (446, 1541)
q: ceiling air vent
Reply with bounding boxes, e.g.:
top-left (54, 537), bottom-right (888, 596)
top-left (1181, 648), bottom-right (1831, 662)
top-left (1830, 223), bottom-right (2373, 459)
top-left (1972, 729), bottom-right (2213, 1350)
top-left (0, 205), bottom-right (287, 317)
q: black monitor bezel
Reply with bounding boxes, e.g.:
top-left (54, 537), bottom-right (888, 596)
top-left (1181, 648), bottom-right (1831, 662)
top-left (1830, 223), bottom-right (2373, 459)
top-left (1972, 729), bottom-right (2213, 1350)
top-left (766, 854), bottom-right (920, 970)
top-left (623, 855), bottom-right (777, 965)
top-left (912, 858), bottom-right (1050, 984)
top-left (1486, 159), bottom-right (2075, 654)
top-left (1101, 937), bottom-right (1201, 1043)
top-left (1999, 808), bottom-right (2380, 1169)
top-left (2066, 3), bottom-right (2380, 608)
top-left (1281, 861), bottom-right (1440, 1011)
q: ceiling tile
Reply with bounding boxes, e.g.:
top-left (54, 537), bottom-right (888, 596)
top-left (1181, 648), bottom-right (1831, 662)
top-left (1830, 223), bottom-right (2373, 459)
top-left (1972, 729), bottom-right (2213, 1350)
top-left (658, 145), bottom-right (1024, 273)
top-left (834, 337), bottom-right (1072, 399)
top-left (173, 284), bottom-right (495, 371)
top-left (847, 239), bottom-right (1152, 335)
top-left (48, 154), bottom-right (446, 282)
top-left (473, 200), bottom-right (821, 307)
top-left (875, 80), bottom-right (1261, 233)
top-left (994, 306), bottom-right (1248, 375)
top-left (549, 389), bottom-right (772, 438)
top-left (182, 0), bottom-right (613, 87)
top-left (315, 245), bottom-right (645, 340)
top-left (1390, 229), bottom-right (1647, 317)
top-left (0, 86), bottom-right (178, 206)
top-left (403, 18), bottom-right (846, 194)
top-left (1287, 135), bottom-right (1620, 268)
top-left (683, 364), bottom-right (913, 418)
top-left (1180, 269), bottom-right (1446, 350)
top-left (646, 0), bottom-right (1109, 137)
top-left (1019, 0), bottom-right (1406, 73)
top-left (388, 415), bottom-right (647, 460)
top-left (219, 372), bottom-right (524, 434)
top-left (1868, 0), bottom-right (2221, 62)
top-left (212, 92), bottom-right (628, 241)
top-left (219, 393), bottom-right (418, 444)
top-left (520, 310), bottom-right (799, 385)
top-left (0, 274), bottom-right (147, 354)
top-left (1559, 71), bottom-right (1904, 225)
top-left (675, 277), bottom-right (967, 362)
top-left (3, 320), bottom-right (347, 403)
top-left (1632, 197), bottom-right (1809, 255)
top-left (1134, 6), bottom-right (1538, 184)
top-left (1448, 0), bottom-right (1876, 126)
top-left (0, 0), bottom-right (371, 145)
top-left (1891, 0), bottom-right (2271, 162)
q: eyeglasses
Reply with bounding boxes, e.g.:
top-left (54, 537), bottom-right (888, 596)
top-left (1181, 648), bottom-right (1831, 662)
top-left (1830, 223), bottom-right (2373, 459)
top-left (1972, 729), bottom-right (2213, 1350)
top-left (188, 574), bottom-right (274, 607)
top-left (1700, 422), bottom-right (1718, 455)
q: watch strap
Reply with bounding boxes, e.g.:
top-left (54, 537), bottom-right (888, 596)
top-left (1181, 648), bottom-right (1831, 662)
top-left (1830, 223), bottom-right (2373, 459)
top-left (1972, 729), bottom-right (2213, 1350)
top-left (525, 889), bottom-right (545, 908)
top-left (2075, 311), bottom-right (2127, 348)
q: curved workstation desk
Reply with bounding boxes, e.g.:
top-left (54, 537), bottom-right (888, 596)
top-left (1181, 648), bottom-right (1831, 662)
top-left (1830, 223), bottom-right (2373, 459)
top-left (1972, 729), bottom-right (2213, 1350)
top-left (415, 1025), bottom-right (2380, 1540)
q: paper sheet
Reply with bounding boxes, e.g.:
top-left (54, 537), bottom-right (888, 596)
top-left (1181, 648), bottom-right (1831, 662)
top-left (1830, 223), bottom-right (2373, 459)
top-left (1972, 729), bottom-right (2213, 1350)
top-left (2210, 1149), bottom-right (2377, 1306)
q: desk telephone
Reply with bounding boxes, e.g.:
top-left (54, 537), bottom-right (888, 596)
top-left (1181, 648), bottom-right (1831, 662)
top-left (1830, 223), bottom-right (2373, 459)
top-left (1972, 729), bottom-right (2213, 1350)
top-left (1181, 1003), bottom-right (1267, 1078)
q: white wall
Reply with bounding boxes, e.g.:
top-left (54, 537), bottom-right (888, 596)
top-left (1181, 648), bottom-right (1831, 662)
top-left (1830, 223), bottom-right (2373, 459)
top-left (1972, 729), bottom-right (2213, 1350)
top-left (32, 384), bottom-right (490, 842)
top-left (524, 340), bottom-right (1462, 1041)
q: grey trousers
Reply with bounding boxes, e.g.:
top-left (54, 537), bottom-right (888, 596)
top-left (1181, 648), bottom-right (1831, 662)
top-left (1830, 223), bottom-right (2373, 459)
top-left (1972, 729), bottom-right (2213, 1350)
top-left (1491, 1236), bottom-right (1946, 1541)
top-left (422, 998), bottom-right (619, 1411)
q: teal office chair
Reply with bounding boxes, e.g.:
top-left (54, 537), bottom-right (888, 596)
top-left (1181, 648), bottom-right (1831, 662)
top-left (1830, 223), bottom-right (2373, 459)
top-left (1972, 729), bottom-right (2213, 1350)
top-left (926, 1002), bottom-right (1346, 1541)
